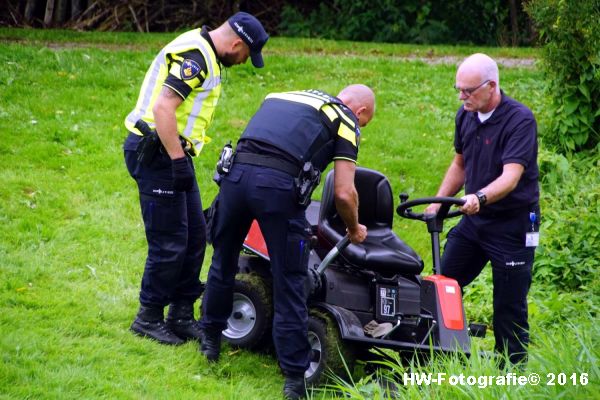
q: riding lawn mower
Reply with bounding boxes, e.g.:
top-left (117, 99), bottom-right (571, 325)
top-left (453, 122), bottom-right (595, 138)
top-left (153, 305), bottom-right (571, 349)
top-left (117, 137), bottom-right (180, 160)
top-left (216, 167), bottom-right (485, 384)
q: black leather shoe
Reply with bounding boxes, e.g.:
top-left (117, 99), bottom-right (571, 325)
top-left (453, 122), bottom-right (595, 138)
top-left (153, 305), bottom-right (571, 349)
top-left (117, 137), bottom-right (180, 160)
top-left (166, 302), bottom-right (202, 341)
top-left (130, 305), bottom-right (184, 346)
top-left (199, 329), bottom-right (221, 362)
top-left (283, 374), bottom-right (306, 400)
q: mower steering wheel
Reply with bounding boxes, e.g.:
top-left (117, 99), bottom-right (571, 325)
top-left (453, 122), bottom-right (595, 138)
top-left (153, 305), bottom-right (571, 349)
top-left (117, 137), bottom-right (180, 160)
top-left (396, 196), bottom-right (465, 222)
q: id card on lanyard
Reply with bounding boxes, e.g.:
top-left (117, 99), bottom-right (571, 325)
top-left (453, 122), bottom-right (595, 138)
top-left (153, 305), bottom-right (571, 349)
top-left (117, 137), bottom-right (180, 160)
top-left (525, 212), bottom-right (539, 247)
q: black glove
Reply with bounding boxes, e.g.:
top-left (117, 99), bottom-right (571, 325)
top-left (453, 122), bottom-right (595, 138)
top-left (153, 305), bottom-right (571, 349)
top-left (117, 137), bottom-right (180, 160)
top-left (172, 157), bottom-right (195, 192)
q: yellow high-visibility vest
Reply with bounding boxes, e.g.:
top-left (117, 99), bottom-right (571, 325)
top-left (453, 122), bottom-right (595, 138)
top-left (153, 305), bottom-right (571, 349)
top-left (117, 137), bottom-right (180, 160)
top-left (124, 28), bottom-right (222, 156)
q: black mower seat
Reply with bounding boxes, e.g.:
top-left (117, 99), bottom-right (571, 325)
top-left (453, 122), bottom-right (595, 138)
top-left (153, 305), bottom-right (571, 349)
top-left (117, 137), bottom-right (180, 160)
top-left (318, 168), bottom-right (424, 275)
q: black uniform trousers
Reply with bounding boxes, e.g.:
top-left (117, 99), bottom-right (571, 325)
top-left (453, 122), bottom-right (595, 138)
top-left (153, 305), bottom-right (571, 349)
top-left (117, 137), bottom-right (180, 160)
top-left (200, 163), bottom-right (312, 376)
top-left (441, 207), bottom-right (539, 365)
top-left (124, 146), bottom-right (206, 308)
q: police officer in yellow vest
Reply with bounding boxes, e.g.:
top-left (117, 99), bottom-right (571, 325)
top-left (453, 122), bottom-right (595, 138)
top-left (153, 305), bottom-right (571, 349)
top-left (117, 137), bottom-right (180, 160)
top-left (123, 12), bottom-right (268, 345)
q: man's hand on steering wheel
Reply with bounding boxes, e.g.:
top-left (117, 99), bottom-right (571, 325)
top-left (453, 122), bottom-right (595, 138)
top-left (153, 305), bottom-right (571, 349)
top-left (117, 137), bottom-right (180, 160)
top-left (459, 193), bottom-right (481, 215)
top-left (424, 203), bottom-right (441, 215)
top-left (397, 196), bottom-right (465, 221)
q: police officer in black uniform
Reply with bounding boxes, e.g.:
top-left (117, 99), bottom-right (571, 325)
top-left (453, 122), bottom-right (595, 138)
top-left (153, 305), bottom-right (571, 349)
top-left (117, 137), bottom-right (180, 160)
top-left (199, 85), bottom-right (375, 399)
top-left (426, 53), bottom-right (540, 366)
top-left (123, 12), bottom-right (268, 345)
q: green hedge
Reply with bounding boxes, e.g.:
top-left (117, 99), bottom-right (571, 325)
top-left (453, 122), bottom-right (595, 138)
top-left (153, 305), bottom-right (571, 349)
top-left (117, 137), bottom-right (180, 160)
top-left (536, 149), bottom-right (600, 292)
top-left (279, 0), bottom-right (533, 46)
top-left (526, 0), bottom-right (600, 152)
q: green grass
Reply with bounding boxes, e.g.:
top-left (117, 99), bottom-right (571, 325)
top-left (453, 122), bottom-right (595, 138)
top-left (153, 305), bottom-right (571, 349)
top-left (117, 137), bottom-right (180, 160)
top-left (321, 319), bottom-right (599, 399)
top-left (0, 28), bottom-right (597, 399)
top-left (0, 27), bottom-right (540, 58)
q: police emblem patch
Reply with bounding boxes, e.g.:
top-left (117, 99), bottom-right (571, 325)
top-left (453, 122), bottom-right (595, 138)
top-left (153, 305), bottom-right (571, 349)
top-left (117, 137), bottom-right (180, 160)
top-left (181, 59), bottom-right (200, 80)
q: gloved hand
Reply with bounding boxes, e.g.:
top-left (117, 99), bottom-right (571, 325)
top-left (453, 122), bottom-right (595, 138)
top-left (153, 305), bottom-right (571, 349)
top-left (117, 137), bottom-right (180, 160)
top-left (172, 157), bottom-right (195, 192)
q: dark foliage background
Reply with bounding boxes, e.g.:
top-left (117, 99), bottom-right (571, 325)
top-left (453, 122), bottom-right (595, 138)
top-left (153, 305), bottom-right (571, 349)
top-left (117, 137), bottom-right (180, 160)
top-left (279, 0), bottom-right (535, 46)
top-left (3, 0), bottom-right (533, 46)
top-left (2, 0), bottom-right (285, 33)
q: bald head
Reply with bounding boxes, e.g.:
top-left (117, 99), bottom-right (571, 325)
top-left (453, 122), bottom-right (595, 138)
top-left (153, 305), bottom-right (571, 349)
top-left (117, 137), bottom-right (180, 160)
top-left (458, 53), bottom-right (500, 93)
top-left (337, 84), bottom-right (375, 127)
top-left (455, 53), bottom-right (502, 112)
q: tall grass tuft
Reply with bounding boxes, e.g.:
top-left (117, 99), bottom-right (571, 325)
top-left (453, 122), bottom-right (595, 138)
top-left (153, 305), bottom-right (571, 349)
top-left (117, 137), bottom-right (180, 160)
top-left (314, 318), bottom-right (599, 399)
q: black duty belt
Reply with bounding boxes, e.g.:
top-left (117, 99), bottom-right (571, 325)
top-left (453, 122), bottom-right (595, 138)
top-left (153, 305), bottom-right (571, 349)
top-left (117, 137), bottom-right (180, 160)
top-left (135, 119), bottom-right (192, 155)
top-left (235, 152), bottom-right (301, 177)
top-left (479, 203), bottom-right (539, 219)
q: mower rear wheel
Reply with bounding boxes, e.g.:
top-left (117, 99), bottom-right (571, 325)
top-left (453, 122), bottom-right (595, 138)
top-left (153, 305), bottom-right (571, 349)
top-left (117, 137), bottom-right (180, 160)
top-left (305, 313), bottom-right (355, 386)
top-left (223, 273), bottom-right (272, 349)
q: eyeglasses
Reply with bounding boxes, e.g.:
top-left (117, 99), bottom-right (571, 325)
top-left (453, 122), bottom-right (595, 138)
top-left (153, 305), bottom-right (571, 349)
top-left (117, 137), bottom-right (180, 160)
top-left (454, 80), bottom-right (491, 97)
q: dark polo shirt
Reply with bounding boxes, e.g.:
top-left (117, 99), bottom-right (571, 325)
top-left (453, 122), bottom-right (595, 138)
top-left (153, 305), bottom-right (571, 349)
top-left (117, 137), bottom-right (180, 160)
top-left (454, 92), bottom-right (539, 214)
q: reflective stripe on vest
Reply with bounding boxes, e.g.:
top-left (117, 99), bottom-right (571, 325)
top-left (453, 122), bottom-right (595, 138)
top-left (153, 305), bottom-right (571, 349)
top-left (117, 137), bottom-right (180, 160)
top-left (267, 90), bottom-right (356, 133)
top-left (240, 90), bottom-right (356, 166)
top-left (124, 29), bottom-right (221, 156)
top-left (265, 90), bottom-right (338, 110)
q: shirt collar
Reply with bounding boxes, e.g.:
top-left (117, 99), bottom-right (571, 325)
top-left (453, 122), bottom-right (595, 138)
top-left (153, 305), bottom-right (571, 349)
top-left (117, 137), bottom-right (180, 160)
top-left (201, 26), bottom-right (219, 59)
top-left (468, 90), bottom-right (508, 125)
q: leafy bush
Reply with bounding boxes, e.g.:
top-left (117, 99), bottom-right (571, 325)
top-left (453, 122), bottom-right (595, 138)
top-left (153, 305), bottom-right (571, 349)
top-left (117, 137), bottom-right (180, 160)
top-left (279, 0), bottom-right (526, 45)
top-left (279, 0), bottom-right (415, 43)
top-left (526, 0), bottom-right (600, 152)
top-left (535, 149), bottom-right (600, 291)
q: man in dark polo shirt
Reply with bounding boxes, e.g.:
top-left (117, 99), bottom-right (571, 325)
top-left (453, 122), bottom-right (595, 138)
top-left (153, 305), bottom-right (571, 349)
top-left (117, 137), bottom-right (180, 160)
top-left (425, 53), bottom-right (540, 366)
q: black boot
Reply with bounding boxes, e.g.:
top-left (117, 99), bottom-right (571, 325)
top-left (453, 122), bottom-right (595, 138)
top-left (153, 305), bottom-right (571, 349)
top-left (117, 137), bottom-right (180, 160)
top-left (199, 329), bottom-right (221, 362)
top-left (283, 374), bottom-right (306, 400)
top-left (130, 305), bottom-right (184, 346)
top-left (166, 302), bottom-right (202, 341)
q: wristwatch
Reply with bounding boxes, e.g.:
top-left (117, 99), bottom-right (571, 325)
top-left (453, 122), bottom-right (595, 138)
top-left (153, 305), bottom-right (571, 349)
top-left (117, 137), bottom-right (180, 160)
top-left (475, 191), bottom-right (487, 206)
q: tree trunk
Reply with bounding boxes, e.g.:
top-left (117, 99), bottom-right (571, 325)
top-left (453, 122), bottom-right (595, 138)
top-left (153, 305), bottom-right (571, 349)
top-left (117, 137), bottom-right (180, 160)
top-left (508, 0), bottom-right (519, 46)
top-left (55, 0), bottom-right (68, 23)
top-left (24, 0), bottom-right (37, 22)
top-left (128, 4), bottom-right (144, 32)
top-left (71, 0), bottom-right (81, 19)
top-left (44, 0), bottom-right (56, 26)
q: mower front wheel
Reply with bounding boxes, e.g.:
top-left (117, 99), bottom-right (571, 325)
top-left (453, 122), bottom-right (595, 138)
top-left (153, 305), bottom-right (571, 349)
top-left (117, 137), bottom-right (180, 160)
top-left (305, 313), bottom-right (355, 386)
top-left (223, 273), bottom-right (273, 350)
